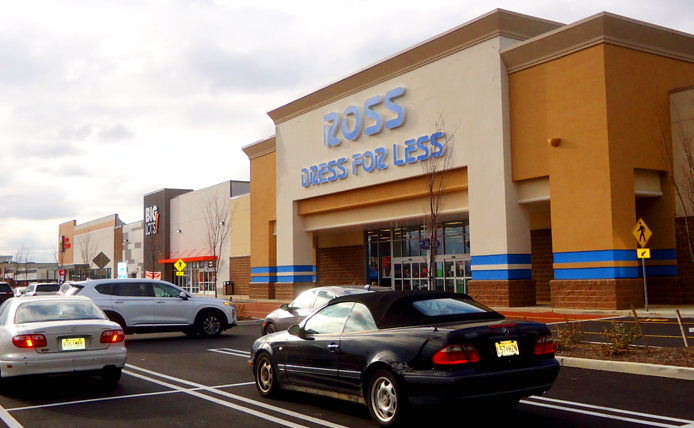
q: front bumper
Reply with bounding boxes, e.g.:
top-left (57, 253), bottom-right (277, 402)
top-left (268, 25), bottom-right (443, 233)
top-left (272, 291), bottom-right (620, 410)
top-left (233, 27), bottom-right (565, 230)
top-left (1, 347), bottom-right (128, 378)
top-left (401, 358), bottom-right (560, 405)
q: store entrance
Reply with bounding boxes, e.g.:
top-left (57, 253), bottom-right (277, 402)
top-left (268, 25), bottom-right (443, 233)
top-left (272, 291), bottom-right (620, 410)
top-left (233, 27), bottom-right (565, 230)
top-left (392, 255), bottom-right (471, 293)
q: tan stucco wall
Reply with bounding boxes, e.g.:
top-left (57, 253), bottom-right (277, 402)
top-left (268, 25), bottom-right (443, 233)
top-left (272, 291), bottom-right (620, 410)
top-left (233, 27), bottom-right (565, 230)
top-left (231, 194), bottom-right (251, 257)
top-left (510, 43), bottom-right (694, 253)
top-left (249, 148), bottom-right (277, 269)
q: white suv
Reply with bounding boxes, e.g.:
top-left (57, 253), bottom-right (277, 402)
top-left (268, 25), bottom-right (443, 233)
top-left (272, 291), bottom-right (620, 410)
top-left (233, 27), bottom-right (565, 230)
top-left (65, 279), bottom-right (237, 338)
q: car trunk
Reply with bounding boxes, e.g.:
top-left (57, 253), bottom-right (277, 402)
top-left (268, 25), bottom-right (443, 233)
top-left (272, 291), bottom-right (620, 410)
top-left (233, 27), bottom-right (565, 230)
top-left (19, 321), bottom-right (116, 353)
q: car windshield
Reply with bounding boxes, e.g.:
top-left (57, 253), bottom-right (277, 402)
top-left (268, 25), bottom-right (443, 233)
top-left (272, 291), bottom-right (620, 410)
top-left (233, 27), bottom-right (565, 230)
top-left (37, 284), bottom-right (60, 292)
top-left (64, 285), bottom-right (84, 296)
top-left (15, 301), bottom-right (107, 324)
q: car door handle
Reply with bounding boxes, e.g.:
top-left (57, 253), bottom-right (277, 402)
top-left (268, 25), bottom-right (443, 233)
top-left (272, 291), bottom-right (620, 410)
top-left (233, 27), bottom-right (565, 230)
top-left (113, 301), bottom-right (124, 304)
top-left (327, 343), bottom-right (339, 351)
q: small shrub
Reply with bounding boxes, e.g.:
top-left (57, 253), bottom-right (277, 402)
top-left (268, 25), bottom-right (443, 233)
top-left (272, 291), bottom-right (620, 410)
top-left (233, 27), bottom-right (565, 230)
top-left (236, 304), bottom-right (251, 320)
top-left (554, 316), bottom-right (585, 351)
top-left (600, 321), bottom-right (640, 354)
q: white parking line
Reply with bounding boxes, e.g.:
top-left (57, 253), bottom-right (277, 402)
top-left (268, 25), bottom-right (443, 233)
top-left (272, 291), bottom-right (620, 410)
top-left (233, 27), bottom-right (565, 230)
top-left (125, 364), bottom-right (352, 428)
top-left (209, 348), bottom-right (250, 358)
top-left (0, 404), bottom-right (23, 428)
top-left (522, 397), bottom-right (694, 427)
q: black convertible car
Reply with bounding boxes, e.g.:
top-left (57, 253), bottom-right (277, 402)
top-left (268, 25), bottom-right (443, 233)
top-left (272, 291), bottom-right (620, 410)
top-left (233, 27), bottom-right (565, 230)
top-left (249, 291), bottom-right (560, 427)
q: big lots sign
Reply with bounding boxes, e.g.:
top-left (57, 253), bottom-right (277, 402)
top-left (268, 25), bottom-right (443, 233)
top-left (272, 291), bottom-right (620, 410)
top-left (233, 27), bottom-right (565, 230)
top-left (301, 87), bottom-right (447, 188)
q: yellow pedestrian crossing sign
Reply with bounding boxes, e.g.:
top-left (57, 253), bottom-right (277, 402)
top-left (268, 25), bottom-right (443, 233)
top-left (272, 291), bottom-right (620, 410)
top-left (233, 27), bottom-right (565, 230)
top-left (174, 259), bottom-right (187, 272)
top-left (632, 218), bottom-right (652, 248)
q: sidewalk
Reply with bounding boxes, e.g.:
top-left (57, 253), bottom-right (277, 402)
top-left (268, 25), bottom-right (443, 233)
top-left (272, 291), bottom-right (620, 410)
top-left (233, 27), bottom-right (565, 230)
top-left (227, 294), bottom-right (694, 324)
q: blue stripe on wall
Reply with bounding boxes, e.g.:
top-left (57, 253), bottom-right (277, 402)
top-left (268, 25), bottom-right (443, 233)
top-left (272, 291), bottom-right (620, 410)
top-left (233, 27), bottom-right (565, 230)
top-left (471, 269), bottom-right (532, 280)
top-left (276, 275), bottom-right (316, 283)
top-left (554, 250), bottom-right (636, 264)
top-left (644, 265), bottom-right (677, 277)
top-left (650, 249), bottom-right (677, 260)
top-left (250, 276), bottom-right (277, 283)
top-left (471, 254), bottom-right (531, 265)
top-left (554, 267), bottom-right (640, 280)
top-left (252, 265), bottom-right (316, 274)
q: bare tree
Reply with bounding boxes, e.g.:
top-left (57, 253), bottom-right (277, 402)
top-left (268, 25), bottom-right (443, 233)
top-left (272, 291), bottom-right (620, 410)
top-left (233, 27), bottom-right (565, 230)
top-left (78, 233), bottom-right (97, 277)
top-left (14, 243), bottom-right (32, 285)
top-left (203, 194), bottom-right (232, 298)
top-left (421, 114), bottom-right (456, 290)
top-left (145, 234), bottom-right (163, 278)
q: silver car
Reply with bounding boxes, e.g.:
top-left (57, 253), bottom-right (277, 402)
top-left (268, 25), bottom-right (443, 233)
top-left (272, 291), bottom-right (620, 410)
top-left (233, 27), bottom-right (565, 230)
top-left (261, 285), bottom-right (389, 335)
top-left (0, 295), bottom-right (127, 387)
top-left (65, 278), bottom-right (237, 338)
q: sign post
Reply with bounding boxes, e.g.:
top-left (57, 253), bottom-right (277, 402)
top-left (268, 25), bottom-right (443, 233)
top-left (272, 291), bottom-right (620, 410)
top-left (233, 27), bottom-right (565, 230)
top-left (632, 219), bottom-right (652, 311)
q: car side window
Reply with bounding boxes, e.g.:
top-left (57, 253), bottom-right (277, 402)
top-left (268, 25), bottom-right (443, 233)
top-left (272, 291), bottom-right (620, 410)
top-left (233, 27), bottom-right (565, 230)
top-left (95, 284), bottom-right (116, 295)
top-left (118, 283), bottom-right (155, 297)
top-left (291, 290), bottom-right (317, 309)
top-left (313, 291), bottom-right (335, 308)
top-left (153, 283), bottom-right (180, 298)
top-left (303, 302), bottom-right (354, 335)
top-left (343, 303), bottom-right (378, 333)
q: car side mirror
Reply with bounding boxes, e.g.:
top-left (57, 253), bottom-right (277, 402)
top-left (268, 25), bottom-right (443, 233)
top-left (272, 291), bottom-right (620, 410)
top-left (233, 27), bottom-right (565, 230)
top-left (280, 303), bottom-right (290, 311)
top-left (288, 324), bottom-right (301, 336)
top-left (179, 291), bottom-right (189, 300)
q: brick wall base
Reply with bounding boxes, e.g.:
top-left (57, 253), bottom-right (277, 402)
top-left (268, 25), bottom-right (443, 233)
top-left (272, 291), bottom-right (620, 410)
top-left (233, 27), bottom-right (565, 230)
top-left (249, 282), bottom-right (275, 300)
top-left (275, 282), bottom-right (315, 301)
top-left (550, 279), bottom-right (644, 310)
top-left (317, 245), bottom-right (364, 286)
top-left (467, 280), bottom-right (537, 307)
top-left (646, 276), bottom-right (688, 305)
top-left (229, 256), bottom-right (250, 295)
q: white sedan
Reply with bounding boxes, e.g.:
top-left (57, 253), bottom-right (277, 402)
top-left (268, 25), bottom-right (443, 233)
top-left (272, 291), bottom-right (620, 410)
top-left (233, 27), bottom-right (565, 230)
top-left (0, 296), bottom-right (127, 387)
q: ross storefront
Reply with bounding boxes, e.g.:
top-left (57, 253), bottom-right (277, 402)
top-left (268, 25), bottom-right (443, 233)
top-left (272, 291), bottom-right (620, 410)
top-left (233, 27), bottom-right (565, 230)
top-left (243, 9), bottom-right (694, 309)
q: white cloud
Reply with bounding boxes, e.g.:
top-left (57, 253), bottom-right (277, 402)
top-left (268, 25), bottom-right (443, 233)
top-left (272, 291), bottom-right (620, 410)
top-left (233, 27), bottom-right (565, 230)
top-left (0, 0), bottom-right (692, 261)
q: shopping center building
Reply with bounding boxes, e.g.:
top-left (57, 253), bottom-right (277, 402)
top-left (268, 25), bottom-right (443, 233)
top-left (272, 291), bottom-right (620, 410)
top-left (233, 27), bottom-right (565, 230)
top-left (242, 9), bottom-right (694, 309)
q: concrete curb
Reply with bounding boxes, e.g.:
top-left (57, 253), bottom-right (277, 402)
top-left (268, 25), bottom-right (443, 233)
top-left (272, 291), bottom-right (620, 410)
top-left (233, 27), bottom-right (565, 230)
top-left (556, 356), bottom-right (694, 381)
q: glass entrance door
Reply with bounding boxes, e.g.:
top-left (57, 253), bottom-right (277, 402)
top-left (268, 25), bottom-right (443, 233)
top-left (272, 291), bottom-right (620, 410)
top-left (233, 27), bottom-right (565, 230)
top-left (434, 257), bottom-right (471, 293)
top-left (392, 257), bottom-right (427, 290)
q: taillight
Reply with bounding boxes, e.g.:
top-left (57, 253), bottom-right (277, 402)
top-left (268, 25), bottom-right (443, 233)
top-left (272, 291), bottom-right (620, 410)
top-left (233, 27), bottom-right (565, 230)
top-left (432, 343), bottom-right (481, 365)
top-left (534, 335), bottom-right (555, 355)
top-left (13, 334), bottom-right (47, 348)
top-left (101, 330), bottom-right (125, 343)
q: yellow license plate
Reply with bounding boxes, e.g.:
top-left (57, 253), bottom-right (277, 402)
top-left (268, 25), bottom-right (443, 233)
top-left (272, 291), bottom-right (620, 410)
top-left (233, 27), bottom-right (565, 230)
top-left (495, 340), bottom-right (519, 357)
top-left (62, 338), bottom-right (86, 351)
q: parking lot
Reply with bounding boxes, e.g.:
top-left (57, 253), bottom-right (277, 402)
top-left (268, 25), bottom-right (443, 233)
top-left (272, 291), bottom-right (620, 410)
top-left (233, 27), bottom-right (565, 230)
top-left (0, 324), bottom-right (692, 428)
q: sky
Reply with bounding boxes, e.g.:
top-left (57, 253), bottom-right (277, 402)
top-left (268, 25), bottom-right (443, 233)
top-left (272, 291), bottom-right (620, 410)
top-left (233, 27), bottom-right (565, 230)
top-left (1, 0), bottom-right (693, 263)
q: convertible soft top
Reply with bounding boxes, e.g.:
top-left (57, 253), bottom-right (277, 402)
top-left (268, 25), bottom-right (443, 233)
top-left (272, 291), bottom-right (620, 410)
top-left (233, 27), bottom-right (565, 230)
top-left (330, 290), bottom-right (504, 329)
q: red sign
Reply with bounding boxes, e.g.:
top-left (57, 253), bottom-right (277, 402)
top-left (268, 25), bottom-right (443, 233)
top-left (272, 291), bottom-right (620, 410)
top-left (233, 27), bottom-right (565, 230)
top-left (59, 269), bottom-right (66, 276)
top-left (146, 271), bottom-right (162, 280)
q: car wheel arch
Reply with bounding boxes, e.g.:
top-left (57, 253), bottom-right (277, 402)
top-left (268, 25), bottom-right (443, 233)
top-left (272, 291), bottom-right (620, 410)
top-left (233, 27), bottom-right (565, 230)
top-left (104, 311), bottom-right (128, 330)
top-left (195, 308), bottom-right (227, 337)
top-left (194, 308), bottom-right (228, 326)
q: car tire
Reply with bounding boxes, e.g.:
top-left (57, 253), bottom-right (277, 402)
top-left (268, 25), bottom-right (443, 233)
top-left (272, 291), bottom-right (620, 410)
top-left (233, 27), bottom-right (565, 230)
top-left (255, 353), bottom-right (281, 398)
top-left (101, 366), bottom-right (122, 387)
top-left (367, 370), bottom-right (407, 427)
top-left (197, 310), bottom-right (224, 338)
top-left (263, 322), bottom-right (277, 335)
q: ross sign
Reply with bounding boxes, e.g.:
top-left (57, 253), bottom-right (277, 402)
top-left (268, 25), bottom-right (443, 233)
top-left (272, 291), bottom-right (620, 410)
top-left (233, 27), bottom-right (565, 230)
top-left (637, 248), bottom-right (651, 259)
top-left (632, 218), bottom-right (652, 248)
top-left (174, 259), bottom-right (187, 272)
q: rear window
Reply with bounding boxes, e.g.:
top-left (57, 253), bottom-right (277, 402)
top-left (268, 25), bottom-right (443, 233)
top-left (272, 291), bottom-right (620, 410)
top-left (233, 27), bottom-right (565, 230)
top-left (412, 298), bottom-right (489, 317)
top-left (0, 284), bottom-right (13, 292)
top-left (36, 284), bottom-right (60, 293)
top-left (15, 301), bottom-right (107, 324)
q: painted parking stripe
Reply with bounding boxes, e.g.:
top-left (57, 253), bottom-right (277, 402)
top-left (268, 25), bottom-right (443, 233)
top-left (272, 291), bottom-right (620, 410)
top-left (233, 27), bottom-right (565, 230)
top-left (126, 364), bottom-right (351, 428)
top-left (209, 348), bottom-right (250, 358)
top-left (0, 404), bottom-right (23, 428)
top-left (124, 370), bottom-right (309, 428)
top-left (522, 396), bottom-right (694, 427)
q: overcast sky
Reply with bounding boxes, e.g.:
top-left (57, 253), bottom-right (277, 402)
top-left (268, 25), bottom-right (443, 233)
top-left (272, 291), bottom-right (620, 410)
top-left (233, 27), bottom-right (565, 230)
top-left (1, 0), bottom-right (693, 263)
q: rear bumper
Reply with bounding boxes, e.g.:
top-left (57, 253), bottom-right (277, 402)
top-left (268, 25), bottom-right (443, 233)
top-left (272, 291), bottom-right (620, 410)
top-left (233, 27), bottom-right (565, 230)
top-left (401, 358), bottom-right (560, 405)
top-left (1, 347), bottom-right (128, 378)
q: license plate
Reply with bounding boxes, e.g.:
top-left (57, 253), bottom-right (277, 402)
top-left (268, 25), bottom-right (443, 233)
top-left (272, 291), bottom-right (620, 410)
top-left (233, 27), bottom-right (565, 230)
top-left (62, 338), bottom-right (86, 351)
top-left (495, 340), bottom-right (519, 357)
